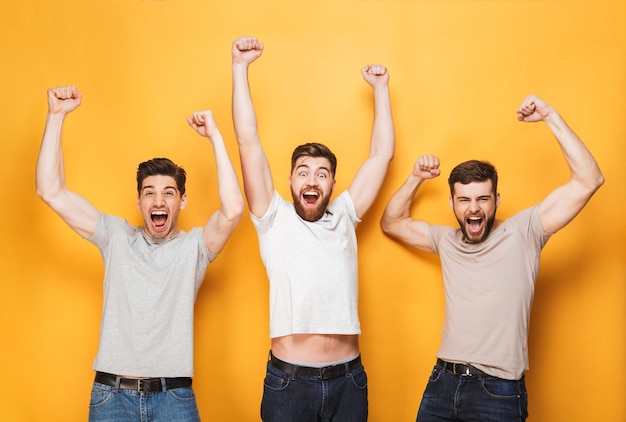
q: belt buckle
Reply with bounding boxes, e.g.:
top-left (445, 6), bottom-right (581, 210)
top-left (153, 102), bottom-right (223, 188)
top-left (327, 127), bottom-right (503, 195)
top-left (138, 378), bottom-right (159, 393)
top-left (453, 363), bottom-right (471, 377)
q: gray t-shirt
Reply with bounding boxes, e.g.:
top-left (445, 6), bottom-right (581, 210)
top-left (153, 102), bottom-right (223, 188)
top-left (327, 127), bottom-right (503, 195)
top-left (429, 206), bottom-right (551, 380)
top-left (87, 213), bottom-right (215, 377)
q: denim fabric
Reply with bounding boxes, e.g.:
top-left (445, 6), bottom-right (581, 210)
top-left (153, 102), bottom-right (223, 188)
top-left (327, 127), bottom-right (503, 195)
top-left (260, 359), bottom-right (368, 422)
top-left (88, 381), bottom-right (200, 422)
top-left (416, 364), bottom-right (528, 422)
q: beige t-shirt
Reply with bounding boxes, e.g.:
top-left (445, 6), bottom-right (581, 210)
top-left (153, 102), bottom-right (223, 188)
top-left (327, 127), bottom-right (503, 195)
top-left (429, 206), bottom-right (551, 380)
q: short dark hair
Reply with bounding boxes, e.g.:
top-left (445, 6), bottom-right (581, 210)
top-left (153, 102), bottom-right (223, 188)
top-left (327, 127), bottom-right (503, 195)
top-left (291, 143), bottom-right (337, 177)
top-left (448, 160), bottom-right (498, 196)
top-left (136, 158), bottom-right (187, 195)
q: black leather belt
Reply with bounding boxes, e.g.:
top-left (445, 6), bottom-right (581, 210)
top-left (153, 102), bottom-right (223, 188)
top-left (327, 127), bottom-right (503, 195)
top-left (269, 352), bottom-right (362, 380)
top-left (95, 371), bottom-right (192, 393)
top-left (437, 358), bottom-right (486, 377)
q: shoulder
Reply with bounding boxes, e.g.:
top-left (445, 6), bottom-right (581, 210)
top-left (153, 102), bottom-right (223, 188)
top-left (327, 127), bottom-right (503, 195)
top-left (328, 191), bottom-right (357, 218)
top-left (88, 213), bottom-right (136, 243)
top-left (501, 206), bottom-right (551, 248)
top-left (506, 206), bottom-right (543, 231)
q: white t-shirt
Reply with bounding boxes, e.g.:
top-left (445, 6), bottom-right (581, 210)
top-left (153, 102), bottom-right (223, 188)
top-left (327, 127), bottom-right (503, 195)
top-left (251, 191), bottom-right (362, 338)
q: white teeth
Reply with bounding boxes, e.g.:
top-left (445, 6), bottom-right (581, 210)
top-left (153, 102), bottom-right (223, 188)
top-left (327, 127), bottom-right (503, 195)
top-left (152, 211), bottom-right (167, 216)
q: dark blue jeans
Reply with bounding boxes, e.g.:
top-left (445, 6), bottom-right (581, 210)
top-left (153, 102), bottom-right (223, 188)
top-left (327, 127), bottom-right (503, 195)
top-left (260, 357), bottom-right (368, 422)
top-left (417, 363), bottom-right (528, 421)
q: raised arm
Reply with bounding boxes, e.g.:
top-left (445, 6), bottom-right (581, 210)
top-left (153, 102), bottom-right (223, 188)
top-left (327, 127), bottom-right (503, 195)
top-left (347, 64), bottom-right (395, 218)
top-left (187, 110), bottom-right (244, 253)
top-left (231, 36), bottom-right (274, 218)
top-left (516, 95), bottom-right (604, 234)
top-left (36, 86), bottom-right (100, 238)
top-left (380, 155), bottom-right (441, 252)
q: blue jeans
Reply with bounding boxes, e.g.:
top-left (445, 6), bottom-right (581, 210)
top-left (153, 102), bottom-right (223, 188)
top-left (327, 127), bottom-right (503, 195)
top-left (416, 363), bottom-right (528, 421)
top-left (88, 380), bottom-right (201, 422)
top-left (260, 356), bottom-right (368, 421)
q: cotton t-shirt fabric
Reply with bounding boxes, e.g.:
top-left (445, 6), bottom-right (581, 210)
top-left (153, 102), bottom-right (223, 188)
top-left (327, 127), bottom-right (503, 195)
top-left (429, 206), bottom-right (551, 380)
top-left (87, 213), bottom-right (215, 377)
top-left (251, 191), bottom-right (361, 339)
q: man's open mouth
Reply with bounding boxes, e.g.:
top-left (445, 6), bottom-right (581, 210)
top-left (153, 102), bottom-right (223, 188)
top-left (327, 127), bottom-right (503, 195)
top-left (466, 216), bottom-right (483, 233)
top-left (302, 191), bottom-right (320, 205)
top-left (151, 211), bottom-right (168, 228)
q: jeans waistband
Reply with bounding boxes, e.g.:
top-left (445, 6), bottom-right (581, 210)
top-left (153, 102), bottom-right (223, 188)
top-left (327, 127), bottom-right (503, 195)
top-left (269, 351), bottom-right (362, 380)
top-left (94, 371), bottom-right (192, 393)
top-left (436, 359), bottom-right (487, 377)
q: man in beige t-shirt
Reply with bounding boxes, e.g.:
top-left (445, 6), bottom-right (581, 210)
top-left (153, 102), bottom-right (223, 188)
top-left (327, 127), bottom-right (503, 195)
top-left (381, 95), bottom-right (603, 421)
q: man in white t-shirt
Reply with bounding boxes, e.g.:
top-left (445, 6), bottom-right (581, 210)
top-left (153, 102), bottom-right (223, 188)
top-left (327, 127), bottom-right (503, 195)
top-left (231, 36), bottom-right (395, 421)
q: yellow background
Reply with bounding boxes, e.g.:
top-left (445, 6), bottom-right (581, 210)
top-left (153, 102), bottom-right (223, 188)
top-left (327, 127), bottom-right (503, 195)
top-left (1, 0), bottom-right (624, 420)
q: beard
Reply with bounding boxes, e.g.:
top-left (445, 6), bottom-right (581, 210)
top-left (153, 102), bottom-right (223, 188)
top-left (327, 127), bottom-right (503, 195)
top-left (291, 188), bottom-right (331, 222)
top-left (457, 211), bottom-right (497, 244)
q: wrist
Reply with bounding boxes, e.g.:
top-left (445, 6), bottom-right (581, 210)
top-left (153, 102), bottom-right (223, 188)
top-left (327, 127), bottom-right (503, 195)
top-left (542, 107), bottom-right (561, 125)
top-left (46, 112), bottom-right (66, 122)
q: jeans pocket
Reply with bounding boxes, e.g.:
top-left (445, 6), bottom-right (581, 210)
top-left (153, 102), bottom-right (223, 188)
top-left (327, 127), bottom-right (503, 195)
top-left (89, 383), bottom-right (113, 408)
top-left (349, 367), bottom-right (368, 390)
top-left (481, 377), bottom-right (523, 398)
top-left (427, 366), bottom-right (442, 384)
top-left (263, 369), bottom-right (290, 391)
top-left (168, 386), bottom-right (197, 402)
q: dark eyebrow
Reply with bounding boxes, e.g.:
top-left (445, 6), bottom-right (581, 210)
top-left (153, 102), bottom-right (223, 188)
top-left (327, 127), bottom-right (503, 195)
top-left (141, 185), bottom-right (178, 193)
top-left (455, 194), bottom-right (492, 201)
top-left (296, 164), bottom-right (330, 173)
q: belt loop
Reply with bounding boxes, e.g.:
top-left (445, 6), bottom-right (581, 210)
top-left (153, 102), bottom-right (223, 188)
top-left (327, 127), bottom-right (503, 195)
top-left (114, 376), bottom-right (121, 393)
top-left (290, 364), bottom-right (298, 380)
top-left (161, 377), bottom-right (167, 392)
top-left (343, 361), bottom-right (351, 377)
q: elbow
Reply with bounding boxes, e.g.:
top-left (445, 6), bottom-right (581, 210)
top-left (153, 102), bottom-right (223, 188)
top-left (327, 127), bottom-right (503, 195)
top-left (578, 171), bottom-right (605, 201)
top-left (588, 170), bottom-right (605, 195)
top-left (35, 186), bottom-right (46, 202)
top-left (370, 133), bottom-right (395, 163)
top-left (225, 197), bottom-right (246, 226)
top-left (380, 215), bottom-right (394, 237)
top-left (386, 149), bottom-right (395, 165)
top-left (595, 172), bottom-right (605, 191)
top-left (380, 141), bottom-right (396, 164)
top-left (36, 184), bottom-right (56, 206)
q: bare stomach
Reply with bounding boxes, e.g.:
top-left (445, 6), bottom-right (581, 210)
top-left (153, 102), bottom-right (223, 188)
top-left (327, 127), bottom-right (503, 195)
top-left (271, 333), bottom-right (360, 364)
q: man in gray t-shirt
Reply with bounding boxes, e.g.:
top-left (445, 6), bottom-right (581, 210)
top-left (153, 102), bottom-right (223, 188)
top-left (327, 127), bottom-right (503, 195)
top-left (36, 86), bottom-right (243, 421)
top-left (381, 94), bottom-right (603, 421)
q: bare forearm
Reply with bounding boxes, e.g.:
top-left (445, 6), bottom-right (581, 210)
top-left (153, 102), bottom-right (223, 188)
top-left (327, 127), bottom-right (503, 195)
top-left (36, 113), bottom-right (67, 201)
top-left (381, 174), bottom-right (423, 226)
top-left (370, 85), bottom-right (395, 160)
top-left (210, 133), bottom-right (245, 222)
top-left (232, 63), bottom-right (259, 144)
top-left (380, 172), bottom-right (434, 251)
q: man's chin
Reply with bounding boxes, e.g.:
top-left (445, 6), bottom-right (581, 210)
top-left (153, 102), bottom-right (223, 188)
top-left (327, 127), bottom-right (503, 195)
top-left (295, 205), bottom-right (325, 222)
top-left (144, 225), bottom-right (170, 239)
top-left (461, 227), bottom-right (486, 244)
